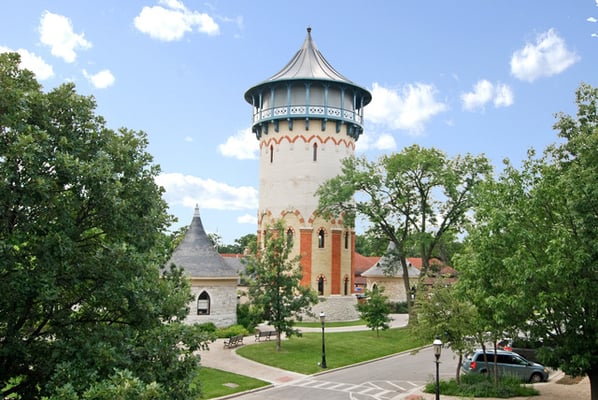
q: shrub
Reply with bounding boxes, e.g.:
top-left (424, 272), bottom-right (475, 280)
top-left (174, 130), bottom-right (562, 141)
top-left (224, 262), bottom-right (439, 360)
top-left (216, 325), bottom-right (250, 339)
top-left (424, 374), bottom-right (539, 398)
top-left (388, 301), bottom-right (409, 313)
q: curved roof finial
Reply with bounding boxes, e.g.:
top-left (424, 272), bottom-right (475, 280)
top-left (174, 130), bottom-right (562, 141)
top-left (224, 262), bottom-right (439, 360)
top-left (194, 204), bottom-right (200, 217)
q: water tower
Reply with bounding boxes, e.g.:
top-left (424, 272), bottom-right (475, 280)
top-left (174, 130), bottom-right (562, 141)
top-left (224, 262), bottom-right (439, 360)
top-left (244, 28), bottom-right (372, 301)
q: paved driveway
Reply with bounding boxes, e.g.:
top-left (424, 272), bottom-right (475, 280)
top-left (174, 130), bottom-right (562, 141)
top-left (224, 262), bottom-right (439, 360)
top-left (230, 345), bottom-right (456, 399)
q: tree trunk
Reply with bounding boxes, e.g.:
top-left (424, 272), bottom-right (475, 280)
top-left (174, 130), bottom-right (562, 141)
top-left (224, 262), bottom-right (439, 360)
top-left (276, 332), bottom-right (281, 352)
top-left (588, 368), bottom-right (598, 400)
top-left (455, 352), bottom-right (462, 384)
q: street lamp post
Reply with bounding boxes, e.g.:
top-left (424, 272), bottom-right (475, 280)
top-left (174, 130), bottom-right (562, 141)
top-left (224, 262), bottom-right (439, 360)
top-left (320, 312), bottom-right (327, 368)
top-left (433, 337), bottom-right (443, 400)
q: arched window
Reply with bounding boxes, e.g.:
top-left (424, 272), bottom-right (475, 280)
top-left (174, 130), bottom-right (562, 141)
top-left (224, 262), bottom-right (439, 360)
top-left (344, 276), bottom-right (349, 295)
top-left (286, 228), bottom-right (293, 247)
top-left (197, 291), bottom-right (210, 315)
top-left (313, 142), bottom-right (318, 162)
top-left (270, 145), bottom-right (274, 163)
top-left (318, 229), bottom-right (325, 248)
top-left (318, 276), bottom-right (325, 296)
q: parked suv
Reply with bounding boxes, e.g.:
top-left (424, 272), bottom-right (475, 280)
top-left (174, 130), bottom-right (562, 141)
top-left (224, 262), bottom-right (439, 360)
top-left (461, 349), bottom-right (549, 383)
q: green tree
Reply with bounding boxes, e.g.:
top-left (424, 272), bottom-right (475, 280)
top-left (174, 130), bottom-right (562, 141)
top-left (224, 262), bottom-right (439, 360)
top-left (243, 220), bottom-right (318, 351)
top-left (458, 83), bottom-right (598, 398)
top-left (218, 233), bottom-right (257, 254)
top-left (413, 281), bottom-right (478, 383)
top-left (0, 53), bottom-right (210, 399)
top-left (356, 286), bottom-right (391, 337)
top-left (317, 146), bottom-right (491, 316)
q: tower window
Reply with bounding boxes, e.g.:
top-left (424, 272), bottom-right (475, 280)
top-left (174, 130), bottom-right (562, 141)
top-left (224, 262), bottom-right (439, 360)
top-left (286, 228), bottom-right (293, 247)
top-left (270, 145), bottom-right (274, 163)
top-left (318, 276), bottom-right (325, 296)
top-left (197, 291), bottom-right (211, 315)
top-left (344, 276), bottom-right (349, 295)
top-left (318, 229), bottom-right (325, 248)
top-left (313, 142), bottom-right (318, 161)
top-left (344, 231), bottom-right (349, 249)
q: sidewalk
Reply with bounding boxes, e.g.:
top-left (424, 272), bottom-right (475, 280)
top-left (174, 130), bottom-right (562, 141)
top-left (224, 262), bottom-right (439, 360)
top-left (197, 314), bottom-right (590, 399)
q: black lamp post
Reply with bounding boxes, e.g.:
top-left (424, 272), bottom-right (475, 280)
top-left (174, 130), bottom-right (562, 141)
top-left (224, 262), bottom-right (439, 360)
top-left (320, 312), bottom-right (327, 368)
top-left (433, 337), bottom-right (442, 400)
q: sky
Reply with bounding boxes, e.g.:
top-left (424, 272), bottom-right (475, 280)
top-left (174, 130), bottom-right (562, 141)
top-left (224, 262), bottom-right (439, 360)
top-left (1, 1), bottom-right (597, 244)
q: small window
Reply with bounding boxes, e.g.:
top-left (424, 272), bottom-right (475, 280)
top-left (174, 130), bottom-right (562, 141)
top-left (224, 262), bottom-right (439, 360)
top-left (344, 231), bottom-right (349, 249)
top-left (344, 276), bottom-right (349, 295)
top-left (318, 229), bottom-right (325, 248)
top-left (313, 143), bottom-right (318, 161)
top-left (197, 291), bottom-right (210, 315)
top-left (318, 276), bottom-right (324, 295)
top-left (270, 145), bottom-right (274, 163)
top-left (286, 228), bottom-right (293, 247)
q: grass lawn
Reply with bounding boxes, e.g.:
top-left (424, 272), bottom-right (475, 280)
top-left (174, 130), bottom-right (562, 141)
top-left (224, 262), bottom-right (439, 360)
top-left (236, 327), bottom-right (425, 375)
top-left (197, 367), bottom-right (269, 399)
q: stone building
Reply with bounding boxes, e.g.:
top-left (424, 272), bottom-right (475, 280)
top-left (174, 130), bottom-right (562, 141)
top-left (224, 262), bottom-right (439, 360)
top-left (166, 206), bottom-right (239, 327)
top-left (243, 28), bottom-right (371, 320)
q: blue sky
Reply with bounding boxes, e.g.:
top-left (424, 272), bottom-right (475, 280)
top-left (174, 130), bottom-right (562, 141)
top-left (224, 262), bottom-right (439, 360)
top-left (2, 1), bottom-right (597, 244)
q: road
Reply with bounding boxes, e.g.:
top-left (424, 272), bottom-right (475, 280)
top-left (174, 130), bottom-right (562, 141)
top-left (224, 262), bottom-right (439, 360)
top-left (232, 346), bottom-right (459, 400)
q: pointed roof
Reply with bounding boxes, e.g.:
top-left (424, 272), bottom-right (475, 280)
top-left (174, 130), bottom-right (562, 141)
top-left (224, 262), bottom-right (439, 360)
top-left (167, 206), bottom-right (238, 278)
top-left (361, 242), bottom-right (421, 278)
top-left (245, 27), bottom-right (372, 106)
top-left (266, 27), bottom-right (354, 83)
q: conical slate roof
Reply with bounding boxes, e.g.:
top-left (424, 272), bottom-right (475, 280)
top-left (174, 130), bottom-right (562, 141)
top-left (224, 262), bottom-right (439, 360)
top-left (266, 27), bottom-right (354, 83)
top-left (167, 206), bottom-right (238, 278)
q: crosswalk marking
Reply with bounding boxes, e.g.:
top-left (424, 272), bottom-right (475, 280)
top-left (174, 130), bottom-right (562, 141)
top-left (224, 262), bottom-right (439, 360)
top-left (290, 379), bottom-right (425, 399)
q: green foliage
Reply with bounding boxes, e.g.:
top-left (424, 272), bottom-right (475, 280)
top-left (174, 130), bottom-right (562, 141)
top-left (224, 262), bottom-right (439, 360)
top-left (356, 287), bottom-right (392, 336)
top-left (218, 233), bottom-right (257, 254)
top-left (456, 83), bottom-right (598, 387)
top-left (49, 370), bottom-right (166, 400)
top-left (236, 303), bottom-right (260, 332)
top-left (388, 301), bottom-right (409, 314)
top-left (0, 52), bottom-right (210, 399)
top-left (242, 220), bottom-right (318, 351)
top-left (317, 147), bottom-right (491, 316)
top-left (424, 373), bottom-right (538, 398)
top-left (412, 281), bottom-right (478, 383)
top-left (215, 325), bottom-right (250, 339)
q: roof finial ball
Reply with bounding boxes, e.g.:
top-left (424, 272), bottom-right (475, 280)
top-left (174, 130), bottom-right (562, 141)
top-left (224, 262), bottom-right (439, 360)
top-left (307, 26), bottom-right (311, 34)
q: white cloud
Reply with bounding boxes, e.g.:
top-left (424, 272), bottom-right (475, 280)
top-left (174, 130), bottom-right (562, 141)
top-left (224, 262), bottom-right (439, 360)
top-left (461, 80), bottom-right (513, 111)
top-left (373, 134), bottom-right (397, 151)
top-left (237, 213), bottom-right (257, 225)
top-left (82, 69), bottom-right (115, 89)
top-left (588, 17), bottom-right (597, 23)
top-left (510, 29), bottom-right (580, 82)
top-left (184, 136), bottom-right (193, 142)
top-left (493, 83), bottom-right (514, 107)
top-left (156, 173), bottom-right (258, 211)
top-left (366, 82), bottom-right (448, 135)
top-left (0, 47), bottom-right (54, 80)
top-left (134, 0), bottom-right (219, 41)
top-left (218, 128), bottom-right (259, 160)
top-left (39, 11), bottom-right (91, 63)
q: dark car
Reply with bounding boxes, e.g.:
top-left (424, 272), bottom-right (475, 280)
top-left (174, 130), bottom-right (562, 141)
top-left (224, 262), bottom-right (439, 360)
top-left (461, 349), bottom-right (549, 383)
top-left (497, 338), bottom-right (542, 363)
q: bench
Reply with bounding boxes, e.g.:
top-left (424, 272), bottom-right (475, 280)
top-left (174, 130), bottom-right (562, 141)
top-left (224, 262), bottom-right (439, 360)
top-left (223, 334), bottom-right (244, 349)
top-left (254, 330), bottom-right (277, 342)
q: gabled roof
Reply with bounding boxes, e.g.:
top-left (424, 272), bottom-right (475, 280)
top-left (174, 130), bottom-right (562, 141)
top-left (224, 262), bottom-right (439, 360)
top-left (359, 242), bottom-right (456, 279)
top-left (166, 206), bottom-right (238, 278)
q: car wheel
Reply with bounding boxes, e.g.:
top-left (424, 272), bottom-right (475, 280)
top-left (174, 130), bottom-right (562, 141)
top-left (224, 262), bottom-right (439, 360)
top-left (530, 373), bottom-right (543, 383)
